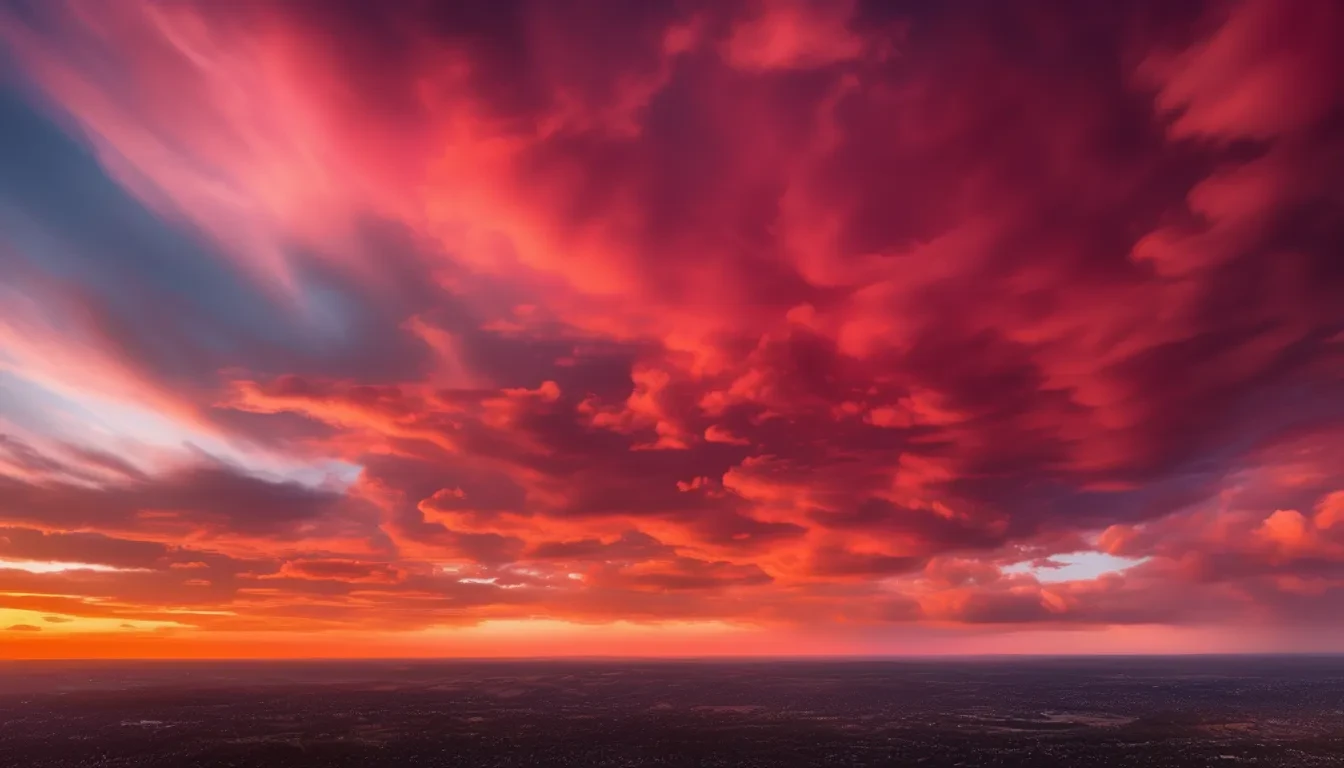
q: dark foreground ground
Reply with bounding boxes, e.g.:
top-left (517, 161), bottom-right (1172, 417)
top-left (1, 657), bottom-right (1342, 767)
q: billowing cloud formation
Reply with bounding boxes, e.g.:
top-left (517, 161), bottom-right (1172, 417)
top-left (0, 0), bottom-right (1342, 657)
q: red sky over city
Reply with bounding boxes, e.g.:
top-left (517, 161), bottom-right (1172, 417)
top-left (0, 0), bottom-right (1342, 658)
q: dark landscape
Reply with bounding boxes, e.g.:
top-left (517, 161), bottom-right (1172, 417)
top-left (2, 657), bottom-right (1342, 767)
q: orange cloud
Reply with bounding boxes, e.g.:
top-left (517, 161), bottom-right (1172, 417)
top-left (267, 559), bottom-right (405, 585)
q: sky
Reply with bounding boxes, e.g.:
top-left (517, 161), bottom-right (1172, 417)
top-left (0, 0), bottom-right (1341, 659)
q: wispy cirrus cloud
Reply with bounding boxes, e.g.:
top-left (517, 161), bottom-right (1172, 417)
top-left (0, 0), bottom-right (1341, 657)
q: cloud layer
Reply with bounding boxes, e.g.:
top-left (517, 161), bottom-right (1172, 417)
top-left (1, 0), bottom-right (1342, 656)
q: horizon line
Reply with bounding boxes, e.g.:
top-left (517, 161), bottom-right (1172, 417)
top-left (6, 651), bottom-right (1344, 664)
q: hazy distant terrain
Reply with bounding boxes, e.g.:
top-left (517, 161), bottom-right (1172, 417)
top-left (1, 658), bottom-right (1342, 767)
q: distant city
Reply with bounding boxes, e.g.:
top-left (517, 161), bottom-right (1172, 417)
top-left (2, 657), bottom-right (1342, 767)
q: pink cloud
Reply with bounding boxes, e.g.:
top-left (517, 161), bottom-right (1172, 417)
top-left (0, 0), bottom-right (1341, 655)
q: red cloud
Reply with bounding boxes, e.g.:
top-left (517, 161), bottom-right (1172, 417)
top-left (268, 559), bottom-right (405, 585)
top-left (724, 0), bottom-right (877, 72)
top-left (0, 0), bottom-right (1342, 655)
